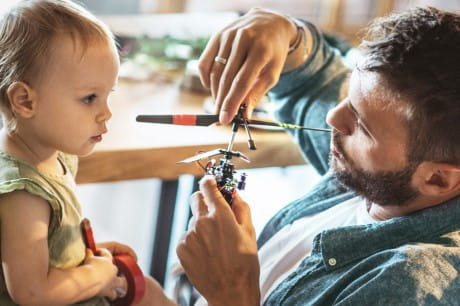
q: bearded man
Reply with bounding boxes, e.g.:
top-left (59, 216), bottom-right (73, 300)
top-left (177, 6), bottom-right (460, 305)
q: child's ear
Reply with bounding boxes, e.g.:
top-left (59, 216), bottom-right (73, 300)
top-left (6, 81), bottom-right (36, 118)
top-left (414, 162), bottom-right (460, 197)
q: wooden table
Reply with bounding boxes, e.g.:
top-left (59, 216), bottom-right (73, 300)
top-left (76, 79), bottom-right (306, 284)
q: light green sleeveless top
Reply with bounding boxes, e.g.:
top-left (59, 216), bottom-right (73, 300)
top-left (0, 151), bottom-right (108, 306)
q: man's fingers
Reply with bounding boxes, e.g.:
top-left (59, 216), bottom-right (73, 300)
top-left (187, 215), bottom-right (197, 231)
top-left (242, 67), bottom-right (280, 117)
top-left (219, 49), bottom-right (272, 124)
top-left (198, 33), bottom-right (221, 88)
top-left (214, 30), bottom-right (248, 116)
top-left (198, 19), bottom-right (240, 88)
top-left (210, 31), bottom-right (235, 101)
top-left (199, 176), bottom-right (231, 214)
top-left (187, 193), bottom-right (209, 232)
top-left (190, 192), bottom-right (208, 217)
top-left (231, 192), bottom-right (254, 228)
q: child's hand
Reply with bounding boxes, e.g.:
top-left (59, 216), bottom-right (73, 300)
top-left (83, 248), bottom-right (126, 300)
top-left (97, 241), bottom-right (137, 261)
top-left (100, 273), bottom-right (128, 301)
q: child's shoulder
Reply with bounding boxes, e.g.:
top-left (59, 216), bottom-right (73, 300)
top-left (0, 151), bottom-right (46, 201)
top-left (0, 151), bottom-right (54, 197)
top-left (0, 150), bottom-right (26, 180)
top-left (0, 150), bottom-right (78, 179)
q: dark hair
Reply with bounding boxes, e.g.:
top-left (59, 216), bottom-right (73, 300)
top-left (359, 7), bottom-right (460, 165)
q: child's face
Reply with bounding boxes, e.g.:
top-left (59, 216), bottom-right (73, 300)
top-left (28, 35), bottom-right (119, 156)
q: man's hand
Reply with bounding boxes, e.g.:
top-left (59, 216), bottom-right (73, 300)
top-left (176, 176), bottom-right (260, 306)
top-left (198, 8), bottom-right (304, 124)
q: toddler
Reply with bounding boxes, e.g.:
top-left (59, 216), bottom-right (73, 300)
top-left (0, 0), bottom-right (175, 305)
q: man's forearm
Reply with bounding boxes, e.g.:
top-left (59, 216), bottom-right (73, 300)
top-left (207, 281), bottom-right (260, 306)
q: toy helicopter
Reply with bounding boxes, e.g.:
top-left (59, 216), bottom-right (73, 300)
top-left (136, 105), bottom-right (330, 204)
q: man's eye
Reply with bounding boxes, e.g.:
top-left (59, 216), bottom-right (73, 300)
top-left (82, 94), bottom-right (97, 104)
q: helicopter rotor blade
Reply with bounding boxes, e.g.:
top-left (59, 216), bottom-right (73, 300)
top-left (232, 151), bottom-right (250, 163)
top-left (136, 114), bottom-right (219, 126)
top-left (177, 149), bottom-right (224, 164)
top-left (177, 149), bottom-right (251, 164)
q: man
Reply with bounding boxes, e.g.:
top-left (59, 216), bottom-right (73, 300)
top-left (176, 7), bottom-right (460, 305)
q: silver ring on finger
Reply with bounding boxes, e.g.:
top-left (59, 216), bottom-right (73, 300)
top-left (214, 56), bottom-right (227, 65)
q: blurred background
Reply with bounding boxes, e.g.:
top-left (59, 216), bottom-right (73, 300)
top-left (1, 0), bottom-right (459, 300)
top-left (85, 0), bottom-right (460, 44)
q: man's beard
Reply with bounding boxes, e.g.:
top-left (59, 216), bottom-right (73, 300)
top-left (330, 132), bottom-right (420, 206)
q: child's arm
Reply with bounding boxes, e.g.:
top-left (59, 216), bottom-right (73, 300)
top-left (0, 190), bottom-right (121, 305)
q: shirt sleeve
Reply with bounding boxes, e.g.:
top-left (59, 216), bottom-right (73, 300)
top-left (269, 21), bottom-right (350, 175)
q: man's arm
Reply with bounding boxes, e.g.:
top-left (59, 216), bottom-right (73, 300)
top-left (198, 8), bottom-right (350, 174)
top-left (269, 21), bottom-right (350, 174)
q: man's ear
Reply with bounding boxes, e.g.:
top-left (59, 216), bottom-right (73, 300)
top-left (414, 162), bottom-right (460, 196)
top-left (6, 81), bottom-right (36, 118)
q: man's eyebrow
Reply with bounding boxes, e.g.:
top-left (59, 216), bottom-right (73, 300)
top-left (348, 100), bottom-right (374, 136)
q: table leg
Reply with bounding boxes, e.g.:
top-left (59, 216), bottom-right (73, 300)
top-left (150, 179), bottom-right (179, 286)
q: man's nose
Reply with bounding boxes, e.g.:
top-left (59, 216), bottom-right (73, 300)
top-left (326, 100), bottom-right (353, 135)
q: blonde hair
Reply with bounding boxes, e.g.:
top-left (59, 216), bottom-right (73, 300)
top-left (0, 0), bottom-right (116, 130)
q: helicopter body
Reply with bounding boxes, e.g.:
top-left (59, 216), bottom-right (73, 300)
top-left (205, 156), bottom-right (247, 204)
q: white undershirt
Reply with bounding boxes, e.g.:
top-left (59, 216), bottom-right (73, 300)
top-left (194, 196), bottom-right (377, 306)
top-left (258, 196), bottom-right (377, 302)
